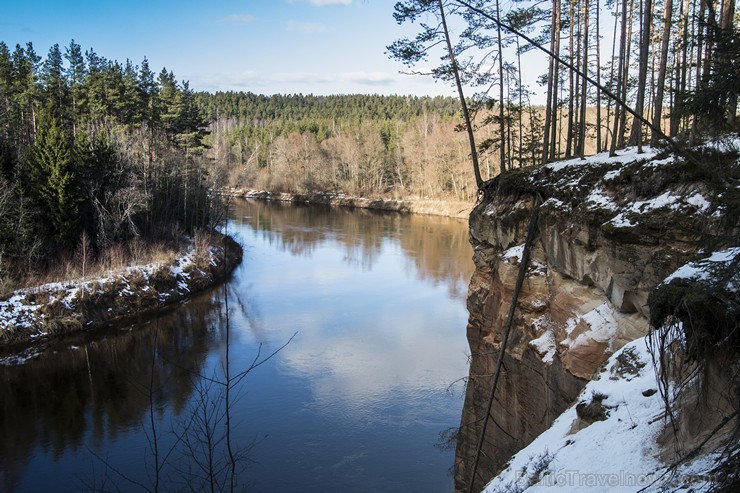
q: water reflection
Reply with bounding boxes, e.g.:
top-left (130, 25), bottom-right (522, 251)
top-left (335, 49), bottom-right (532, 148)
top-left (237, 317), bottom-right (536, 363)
top-left (221, 200), bottom-right (474, 491)
top-left (237, 200), bottom-right (472, 299)
top-left (0, 294), bottom-right (218, 492)
top-left (1, 199), bottom-right (474, 492)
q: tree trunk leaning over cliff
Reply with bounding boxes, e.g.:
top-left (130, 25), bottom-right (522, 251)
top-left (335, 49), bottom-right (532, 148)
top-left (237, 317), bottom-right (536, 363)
top-left (437, 0), bottom-right (485, 190)
top-left (467, 192), bottom-right (542, 493)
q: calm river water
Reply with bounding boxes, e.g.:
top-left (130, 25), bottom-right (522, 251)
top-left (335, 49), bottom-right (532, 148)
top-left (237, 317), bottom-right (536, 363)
top-left (0, 199), bottom-right (474, 492)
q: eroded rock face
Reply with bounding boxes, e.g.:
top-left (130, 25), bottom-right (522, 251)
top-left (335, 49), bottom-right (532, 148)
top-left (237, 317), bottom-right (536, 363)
top-left (454, 149), bottom-right (728, 492)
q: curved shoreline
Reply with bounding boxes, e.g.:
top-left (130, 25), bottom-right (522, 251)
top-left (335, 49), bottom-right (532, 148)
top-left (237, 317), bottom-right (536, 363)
top-left (0, 233), bottom-right (243, 349)
top-left (229, 189), bottom-right (474, 219)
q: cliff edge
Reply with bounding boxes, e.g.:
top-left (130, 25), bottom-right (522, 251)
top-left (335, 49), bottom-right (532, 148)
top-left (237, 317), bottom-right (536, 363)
top-left (455, 140), bottom-right (739, 492)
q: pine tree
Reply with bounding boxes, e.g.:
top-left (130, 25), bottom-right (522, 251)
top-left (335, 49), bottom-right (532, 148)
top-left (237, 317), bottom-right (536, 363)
top-left (27, 106), bottom-right (81, 250)
top-left (64, 40), bottom-right (85, 135)
top-left (40, 43), bottom-right (68, 119)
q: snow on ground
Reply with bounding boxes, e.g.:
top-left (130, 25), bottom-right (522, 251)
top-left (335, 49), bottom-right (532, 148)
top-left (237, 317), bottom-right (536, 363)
top-left (699, 134), bottom-right (740, 154)
top-left (535, 145), bottom-right (718, 233)
top-left (0, 240), bottom-right (221, 345)
top-left (585, 187), bottom-right (618, 211)
top-left (543, 146), bottom-right (661, 173)
top-left (483, 336), bottom-right (718, 493)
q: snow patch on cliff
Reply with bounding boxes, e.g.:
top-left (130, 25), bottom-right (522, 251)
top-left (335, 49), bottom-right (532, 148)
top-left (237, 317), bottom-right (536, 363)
top-left (661, 247), bottom-right (740, 291)
top-left (543, 147), bottom-right (661, 173)
top-left (483, 336), bottom-right (720, 493)
top-left (561, 302), bottom-right (618, 352)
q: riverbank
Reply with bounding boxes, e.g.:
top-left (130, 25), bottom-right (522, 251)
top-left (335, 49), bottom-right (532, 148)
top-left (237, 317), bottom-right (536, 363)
top-left (230, 189), bottom-right (474, 219)
top-left (0, 232), bottom-right (242, 348)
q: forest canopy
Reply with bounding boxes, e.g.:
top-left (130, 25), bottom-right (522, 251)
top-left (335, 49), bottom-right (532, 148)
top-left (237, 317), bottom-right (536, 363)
top-left (1, 0), bottom-right (737, 287)
top-left (0, 40), bottom-right (216, 287)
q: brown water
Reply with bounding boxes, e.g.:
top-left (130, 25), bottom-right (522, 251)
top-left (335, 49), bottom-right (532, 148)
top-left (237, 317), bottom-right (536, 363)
top-left (0, 199), bottom-right (473, 492)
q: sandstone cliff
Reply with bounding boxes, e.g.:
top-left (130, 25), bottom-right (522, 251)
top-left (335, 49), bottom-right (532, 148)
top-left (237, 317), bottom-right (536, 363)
top-left (455, 143), bottom-right (738, 492)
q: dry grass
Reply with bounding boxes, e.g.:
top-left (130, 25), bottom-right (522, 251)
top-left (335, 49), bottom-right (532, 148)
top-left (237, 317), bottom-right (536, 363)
top-left (1, 237), bottom-right (189, 298)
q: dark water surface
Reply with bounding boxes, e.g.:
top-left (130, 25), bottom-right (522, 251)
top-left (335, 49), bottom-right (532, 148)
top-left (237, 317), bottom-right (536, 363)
top-left (0, 200), bottom-right (473, 492)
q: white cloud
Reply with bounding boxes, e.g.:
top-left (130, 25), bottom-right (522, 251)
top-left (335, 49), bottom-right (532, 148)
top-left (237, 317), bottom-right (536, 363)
top-left (215, 14), bottom-right (255, 24)
top-left (286, 20), bottom-right (327, 33)
top-left (189, 70), bottom-right (399, 92)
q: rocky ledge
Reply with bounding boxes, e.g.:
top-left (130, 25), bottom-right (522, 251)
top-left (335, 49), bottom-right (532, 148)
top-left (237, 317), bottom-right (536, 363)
top-left (455, 141), bottom-right (739, 492)
top-left (0, 232), bottom-right (242, 347)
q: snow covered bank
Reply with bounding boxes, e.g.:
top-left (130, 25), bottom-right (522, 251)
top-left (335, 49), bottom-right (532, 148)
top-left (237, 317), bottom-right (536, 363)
top-left (482, 336), bottom-right (725, 493)
top-left (0, 233), bottom-right (242, 347)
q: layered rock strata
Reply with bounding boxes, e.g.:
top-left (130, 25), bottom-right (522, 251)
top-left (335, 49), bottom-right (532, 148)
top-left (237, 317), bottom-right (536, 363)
top-left (454, 146), bottom-right (735, 492)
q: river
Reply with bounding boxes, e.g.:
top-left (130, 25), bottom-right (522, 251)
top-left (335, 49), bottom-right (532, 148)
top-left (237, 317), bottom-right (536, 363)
top-left (0, 199), bottom-right (474, 492)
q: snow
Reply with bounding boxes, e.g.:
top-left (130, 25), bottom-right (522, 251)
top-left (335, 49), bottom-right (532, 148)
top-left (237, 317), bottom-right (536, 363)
top-left (602, 169), bottom-right (622, 181)
top-left (483, 336), bottom-right (718, 493)
top-left (661, 247), bottom-right (740, 291)
top-left (699, 134), bottom-right (740, 153)
top-left (606, 213), bottom-right (636, 229)
top-left (530, 329), bottom-right (557, 364)
top-left (0, 238), bottom-right (224, 352)
top-left (628, 191), bottom-right (681, 213)
top-left (685, 193), bottom-right (711, 212)
top-left (0, 347), bottom-right (41, 366)
top-left (544, 146), bottom-right (660, 173)
top-left (561, 303), bottom-right (618, 352)
top-left (503, 243), bottom-right (547, 276)
top-left (641, 156), bottom-right (675, 169)
top-left (602, 189), bottom-right (712, 229)
top-left (542, 197), bottom-right (568, 210)
top-left (585, 188), bottom-right (617, 211)
top-left (504, 244), bottom-right (526, 262)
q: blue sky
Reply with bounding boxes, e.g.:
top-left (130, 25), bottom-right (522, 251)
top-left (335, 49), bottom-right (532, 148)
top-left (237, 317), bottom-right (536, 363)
top-left (2, 0), bottom-right (458, 96)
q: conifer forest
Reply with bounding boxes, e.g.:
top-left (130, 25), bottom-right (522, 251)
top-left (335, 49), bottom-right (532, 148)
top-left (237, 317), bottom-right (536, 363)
top-left (0, 0), bottom-right (738, 288)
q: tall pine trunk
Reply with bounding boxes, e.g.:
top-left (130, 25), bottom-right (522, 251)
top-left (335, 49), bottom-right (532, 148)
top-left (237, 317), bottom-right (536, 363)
top-left (565, 0), bottom-right (576, 158)
top-left (618, 0), bottom-right (635, 149)
top-left (550, 1), bottom-right (562, 161)
top-left (495, 0), bottom-right (506, 172)
top-left (629, 0), bottom-right (653, 151)
top-left (578, 0), bottom-right (590, 158)
top-left (610, 0), bottom-right (629, 155)
top-left (651, 0), bottom-right (673, 146)
top-left (542, 1), bottom-right (557, 164)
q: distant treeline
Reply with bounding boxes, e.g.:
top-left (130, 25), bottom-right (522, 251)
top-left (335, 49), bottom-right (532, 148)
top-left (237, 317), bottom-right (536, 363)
top-left (0, 40), bottom-right (218, 287)
top-left (195, 91), bottom-right (498, 200)
top-left (196, 92), bottom-right (461, 126)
